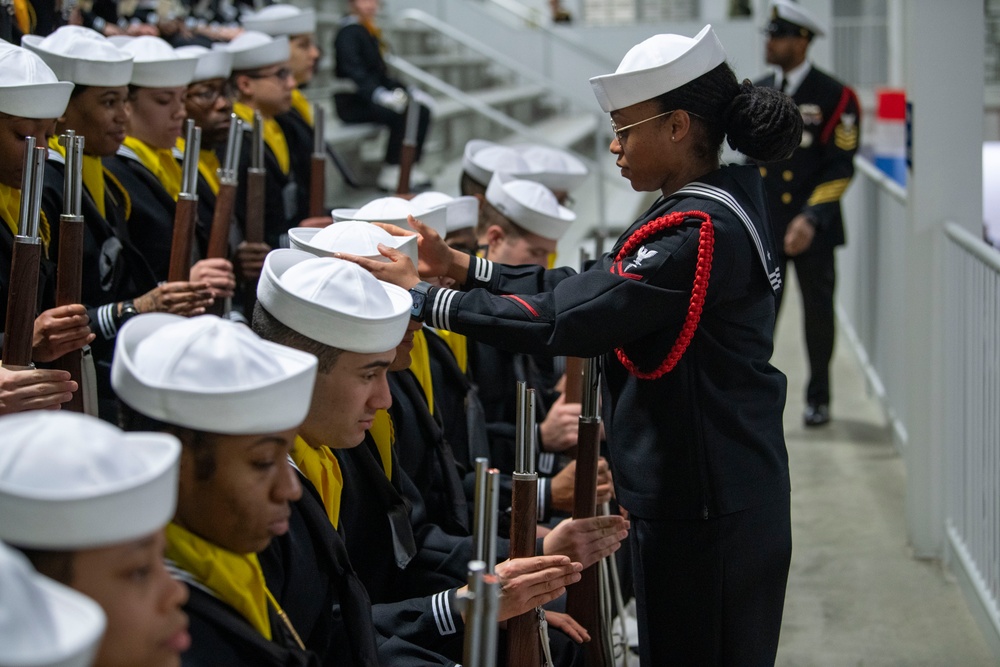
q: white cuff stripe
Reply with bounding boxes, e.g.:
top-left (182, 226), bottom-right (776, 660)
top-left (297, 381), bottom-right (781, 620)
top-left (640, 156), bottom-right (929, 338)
top-left (474, 257), bottom-right (493, 283)
top-left (430, 288), bottom-right (458, 330)
top-left (538, 451), bottom-right (555, 475)
top-left (97, 304), bottom-right (117, 340)
top-left (432, 591), bottom-right (457, 635)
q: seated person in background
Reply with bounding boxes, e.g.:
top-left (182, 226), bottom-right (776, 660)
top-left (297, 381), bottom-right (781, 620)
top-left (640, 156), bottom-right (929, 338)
top-left (242, 4), bottom-right (331, 226)
top-left (0, 41), bottom-right (94, 412)
top-left (334, 0), bottom-right (432, 192)
top-left (104, 36), bottom-right (236, 298)
top-left (0, 411), bottom-right (190, 667)
top-left (0, 539), bottom-right (107, 667)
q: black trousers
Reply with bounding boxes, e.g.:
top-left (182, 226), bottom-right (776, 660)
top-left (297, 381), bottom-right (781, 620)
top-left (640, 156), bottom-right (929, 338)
top-left (776, 247), bottom-right (836, 406)
top-left (630, 496), bottom-right (791, 666)
top-left (334, 95), bottom-right (432, 165)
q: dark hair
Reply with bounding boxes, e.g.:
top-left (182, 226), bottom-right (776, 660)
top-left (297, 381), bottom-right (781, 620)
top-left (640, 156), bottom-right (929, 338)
top-left (69, 84), bottom-right (91, 100)
top-left (15, 547), bottom-right (75, 585)
top-left (653, 62), bottom-right (802, 163)
top-left (474, 196), bottom-right (524, 239)
top-left (460, 170), bottom-right (487, 198)
top-left (251, 302), bottom-right (344, 373)
top-left (118, 404), bottom-right (218, 481)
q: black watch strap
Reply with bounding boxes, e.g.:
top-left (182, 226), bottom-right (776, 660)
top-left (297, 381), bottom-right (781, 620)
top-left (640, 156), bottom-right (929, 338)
top-left (409, 281), bottom-right (432, 322)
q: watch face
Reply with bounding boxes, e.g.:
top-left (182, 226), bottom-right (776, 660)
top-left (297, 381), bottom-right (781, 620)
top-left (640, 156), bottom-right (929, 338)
top-left (410, 291), bottom-right (426, 317)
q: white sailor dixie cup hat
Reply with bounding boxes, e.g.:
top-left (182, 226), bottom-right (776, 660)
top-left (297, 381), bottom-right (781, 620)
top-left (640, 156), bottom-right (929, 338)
top-left (512, 144), bottom-right (589, 194)
top-left (333, 196), bottom-right (449, 238)
top-left (116, 35), bottom-right (197, 88)
top-left (0, 41), bottom-right (74, 119)
top-left (0, 541), bottom-right (106, 667)
top-left (22, 25), bottom-right (133, 88)
top-left (766, 0), bottom-right (826, 38)
top-left (241, 4), bottom-right (317, 36)
top-left (485, 171), bottom-right (575, 241)
top-left (174, 45), bottom-right (234, 82)
top-left (409, 191), bottom-right (479, 233)
top-left (0, 412), bottom-right (180, 550)
top-left (462, 139), bottom-right (532, 187)
top-left (217, 31), bottom-right (290, 71)
top-left (288, 220), bottom-right (419, 268)
top-left (112, 313), bottom-right (318, 435)
top-left (589, 25), bottom-right (727, 113)
top-left (257, 249), bottom-right (412, 354)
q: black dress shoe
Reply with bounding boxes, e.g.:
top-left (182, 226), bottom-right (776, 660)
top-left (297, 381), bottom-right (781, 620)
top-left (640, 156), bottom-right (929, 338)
top-left (803, 403), bottom-right (830, 427)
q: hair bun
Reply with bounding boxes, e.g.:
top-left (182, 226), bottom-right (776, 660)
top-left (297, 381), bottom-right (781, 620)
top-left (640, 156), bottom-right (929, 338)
top-left (725, 80), bottom-right (802, 162)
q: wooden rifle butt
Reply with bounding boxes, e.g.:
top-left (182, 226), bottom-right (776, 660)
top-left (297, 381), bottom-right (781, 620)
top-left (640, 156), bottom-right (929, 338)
top-left (563, 356), bottom-right (585, 405)
top-left (2, 241), bottom-right (42, 368)
top-left (207, 183), bottom-right (237, 259)
top-left (52, 215), bottom-right (86, 412)
top-left (506, 472), bottom-right (541, 667)
top-left (168, 196), bottom-right (198, 282)
top-left (309, 155), bottom-right (326, 218)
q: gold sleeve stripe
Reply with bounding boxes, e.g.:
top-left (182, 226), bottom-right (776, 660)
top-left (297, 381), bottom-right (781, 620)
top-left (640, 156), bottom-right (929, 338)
top-left (807, 178), bottom-right (851, 206)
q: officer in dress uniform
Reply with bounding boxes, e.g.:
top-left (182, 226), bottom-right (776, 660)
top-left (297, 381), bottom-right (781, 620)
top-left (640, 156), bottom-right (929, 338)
top-left (103, 35), bottom-right (237, 302)
top-left (27, 26), bottom-right (213, 422)
top-left (253, 249), bottom-right (619, 666)
top-left (241, 4), bottom-right (329, 227)
top-left (112, 313), bottom-right (328, 666)
top-left (347, 25), bottom-right (802, 665)
top-left (0, 411), bottom-right (190, 666)
top-left (755, 0), bottom-right (860, 427)
top-left (218, 31), bottom-right (303, 249)
top-left (0, 40), bottom-right (92, 412)
top-left (0, 539), bottom-right (107, 667)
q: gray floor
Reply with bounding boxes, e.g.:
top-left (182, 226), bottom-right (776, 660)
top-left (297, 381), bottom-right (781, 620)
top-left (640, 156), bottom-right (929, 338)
top-left (772, 274), bottom-right (994, 666)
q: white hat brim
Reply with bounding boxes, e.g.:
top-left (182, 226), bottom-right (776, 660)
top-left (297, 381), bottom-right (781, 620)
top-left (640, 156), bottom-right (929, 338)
top-left (22, 34), bottom-right (133, 87)
top-left (112, 312), bottom-right (317, 435)
top-left (486, 172), bottom-right (575, 241)
top-left (288, 225), bottom-right (419, 268)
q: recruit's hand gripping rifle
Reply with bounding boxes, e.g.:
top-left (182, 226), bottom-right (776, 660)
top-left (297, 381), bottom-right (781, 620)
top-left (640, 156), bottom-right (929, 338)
top-left (168, 119), bottom-right (201, 282)
top-left (2, 139), bottom-right (47, 370)
top-left (51, 131), bottom-right (98, 415)
top-left (309, 104), bottom-right (326, 217)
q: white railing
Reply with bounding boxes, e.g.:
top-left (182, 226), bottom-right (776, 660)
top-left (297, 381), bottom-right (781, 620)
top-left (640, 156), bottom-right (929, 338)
top-left (943, 221), bottom-right (1000, 649)
top-left (837, 156), bottom-right (910, 445)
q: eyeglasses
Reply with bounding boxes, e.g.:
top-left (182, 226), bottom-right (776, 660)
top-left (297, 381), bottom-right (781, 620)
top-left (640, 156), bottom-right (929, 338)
top-left (610, 110), bottom-right (676, 145)
top-left (186, 83), bottom-right (232, 107)
top-left (244, 67), bottom-right (293, 82)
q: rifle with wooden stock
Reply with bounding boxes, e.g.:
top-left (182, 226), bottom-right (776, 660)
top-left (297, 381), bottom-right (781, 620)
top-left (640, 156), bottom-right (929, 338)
top-left (2, 139), bottom-right (46, 370)
top-left (309, 104), bottom-right (326, 217)
top-left (463, 458), bottom-right (501, 667)
top-left (168, 120), bottom-right (201, 282)
top-left (243, 112), bottom-right (266, 310)
top-left (51, 131), bottom-right (98, 415)
top-left (507, 382), bottom-right (549, 667)
top-left (565, 357), bottom-right (615, 666)
top-left (206, 116), bottom-right (243, 317)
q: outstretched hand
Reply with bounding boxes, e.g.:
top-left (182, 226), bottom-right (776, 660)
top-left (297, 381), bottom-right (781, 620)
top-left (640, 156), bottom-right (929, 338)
top-left (493, 555), bottom-right (582, 622)
top-left (334, 244), bottom-right (421, 289)
top-left (372, 215), bottom-right (470, 285)
top-left (542, 515), bottom-right (629, 569)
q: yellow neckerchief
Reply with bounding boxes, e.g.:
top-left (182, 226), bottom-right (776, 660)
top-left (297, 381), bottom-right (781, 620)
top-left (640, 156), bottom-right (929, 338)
top-left (359, 17), bottom-right (386, 55)
top-left (0, 183), bottom-right (51, 253)
top-left (13, 0), bottom-right (34, 34)
top-left (48, 136), bottom-right (108, 218)
top-left (369, 411), bottom-right (394, 480)
top-left (122, 135), bottom-right (183, 200)
top-left (164, 522), bottom-right (274, 640)
top-left (291, 436), bottom-right (343, 529)
top-left (290, 89), bottom-right (313, 127)
top-left (177, 136), bottom-right (223, 196)
top-left (233, 102), bottom-right (289, 175)
top-left (431, 329), bottom-right (468, 375)
top-left (408, 329), bottom-right (434, 416)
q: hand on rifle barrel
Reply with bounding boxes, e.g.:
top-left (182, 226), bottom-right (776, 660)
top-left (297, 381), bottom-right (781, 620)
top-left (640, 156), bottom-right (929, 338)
top-left (490, 555), bottom-right (582, 622)
top-left (550, 457), bottom-right (615, 513)
top-left (190, 258), bottom-right (236, 300)
top-left (542, 514), bottom-right (629, 569)
top-left (0, 367), bottom-right (77, 414)
top-left (234, 241), bottom-right (271, 285)
top-left (539, 393), bottom-right (582, 453)
top-left (134, 282), bottom-right (216, 317)
top-left (31, 305), bottom-right (94, 363)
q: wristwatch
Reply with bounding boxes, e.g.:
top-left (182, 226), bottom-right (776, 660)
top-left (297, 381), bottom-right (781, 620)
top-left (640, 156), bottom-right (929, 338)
top-left (117, 299), bottom-right (140, 326)
top-left (409, 281), bottom-right (432, 322)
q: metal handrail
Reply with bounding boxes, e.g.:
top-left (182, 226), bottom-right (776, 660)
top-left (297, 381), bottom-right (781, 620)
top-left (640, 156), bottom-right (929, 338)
top-left (854, 154), bottom-right (907, 204)
top-left (945, 221), bottom-right (1000, 270)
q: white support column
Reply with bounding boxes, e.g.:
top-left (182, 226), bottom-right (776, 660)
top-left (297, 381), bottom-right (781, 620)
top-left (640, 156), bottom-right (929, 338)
top-left (901, 0), bottom-right (983, 557)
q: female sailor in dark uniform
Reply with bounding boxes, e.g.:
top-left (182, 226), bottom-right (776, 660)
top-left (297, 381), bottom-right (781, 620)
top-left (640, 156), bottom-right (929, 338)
top-left (346, 26), bottom-right (803, 665)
